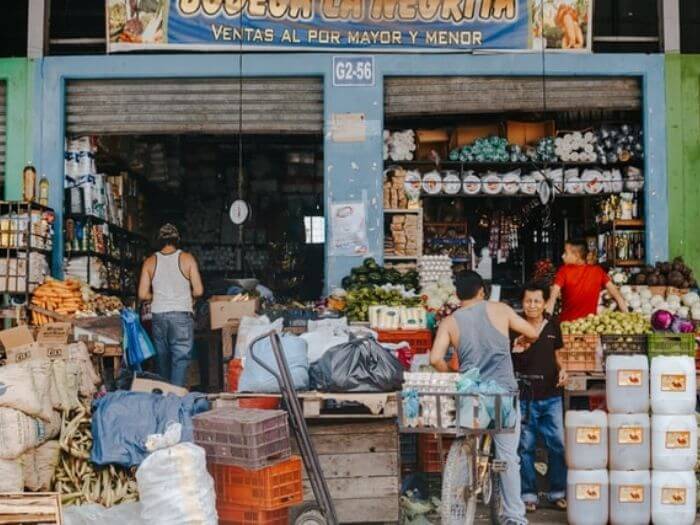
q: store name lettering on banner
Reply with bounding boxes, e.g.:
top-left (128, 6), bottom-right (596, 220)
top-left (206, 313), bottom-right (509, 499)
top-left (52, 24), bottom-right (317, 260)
top-left (107, 0), bottom-right (591, 52)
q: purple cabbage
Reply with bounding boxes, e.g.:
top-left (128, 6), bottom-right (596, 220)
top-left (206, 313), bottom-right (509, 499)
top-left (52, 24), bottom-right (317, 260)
top-left (651, 310), bottom-right (674, 331)
top-left (671, 316), bottom-right (695, 334)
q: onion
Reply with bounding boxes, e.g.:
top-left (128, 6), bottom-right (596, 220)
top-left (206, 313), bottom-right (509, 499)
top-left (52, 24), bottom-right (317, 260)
top-left (651, 309), bottom-right (674, 331)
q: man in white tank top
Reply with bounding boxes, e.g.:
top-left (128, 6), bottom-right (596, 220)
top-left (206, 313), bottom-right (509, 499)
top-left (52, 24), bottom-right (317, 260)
top-left (138, 224), bottom-right (204, 386)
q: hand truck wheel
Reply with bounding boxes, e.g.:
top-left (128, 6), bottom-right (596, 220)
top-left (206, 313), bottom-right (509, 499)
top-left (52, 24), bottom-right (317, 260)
top-left (293, 503), bottom-right (328, 525)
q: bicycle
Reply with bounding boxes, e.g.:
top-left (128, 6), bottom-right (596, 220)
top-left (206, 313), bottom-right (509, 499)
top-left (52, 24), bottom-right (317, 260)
top-left (399, 374), bottom-right (542, 525)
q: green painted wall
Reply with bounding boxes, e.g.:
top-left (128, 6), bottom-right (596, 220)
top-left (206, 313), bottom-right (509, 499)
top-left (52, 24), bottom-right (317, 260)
top-left (0, 58), bottom-right (34, 200)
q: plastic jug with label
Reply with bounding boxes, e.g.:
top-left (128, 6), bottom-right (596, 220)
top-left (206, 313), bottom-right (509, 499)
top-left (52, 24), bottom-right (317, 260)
top-left (609, 470), bottom-right (650, 525)
top-left (651, 414), bottom-right (698, 470)
top-left (608, 413), bottom-right (650, 471)
top-left (651, 470), bottom-right (697, 525)
top-left (567, 469), bottom-right (609, 525)
top-left (605, 354), bottom-right (649, 413)
top-left (650, 356), bottom-right (696, 414)
top-left (566, 410), bottom-right (608, 470)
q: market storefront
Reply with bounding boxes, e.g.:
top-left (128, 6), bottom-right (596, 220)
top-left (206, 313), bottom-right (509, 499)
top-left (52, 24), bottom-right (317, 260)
top-left (34, 52), bottom-right (668, 292)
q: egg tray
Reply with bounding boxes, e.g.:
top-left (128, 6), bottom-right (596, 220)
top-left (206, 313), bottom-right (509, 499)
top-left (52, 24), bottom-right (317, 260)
top-left (559, 334), bottom-right (601, 372)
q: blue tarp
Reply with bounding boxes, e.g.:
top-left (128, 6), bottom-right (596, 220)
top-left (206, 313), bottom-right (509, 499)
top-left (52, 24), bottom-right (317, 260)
top-left (91, 391), bottom-right (209, 467)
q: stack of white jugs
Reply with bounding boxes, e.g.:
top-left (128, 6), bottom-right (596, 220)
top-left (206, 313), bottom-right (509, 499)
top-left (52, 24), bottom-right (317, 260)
top-left (565, 353), bottom-right (697, 525)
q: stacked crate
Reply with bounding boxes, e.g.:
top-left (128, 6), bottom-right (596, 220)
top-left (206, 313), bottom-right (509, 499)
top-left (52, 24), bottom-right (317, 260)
top-left (193, 408), bottom-right (303, 524)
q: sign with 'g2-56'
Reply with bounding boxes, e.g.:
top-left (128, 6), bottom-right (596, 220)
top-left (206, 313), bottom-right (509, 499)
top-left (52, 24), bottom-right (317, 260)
top-left (333, 56), bottom-right (374, 87)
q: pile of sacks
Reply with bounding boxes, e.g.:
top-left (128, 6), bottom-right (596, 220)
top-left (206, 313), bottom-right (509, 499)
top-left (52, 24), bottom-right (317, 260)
top-left (0, 342), bottom-right (100, 492)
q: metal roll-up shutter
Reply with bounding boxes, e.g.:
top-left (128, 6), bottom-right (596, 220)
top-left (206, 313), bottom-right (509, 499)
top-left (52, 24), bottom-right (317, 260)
top-left (385, 77), bottom-right (641, 117)
top-left (66, 78), bottom-right (323, 135)
top-left (0, 82), bottom-right (6, 190)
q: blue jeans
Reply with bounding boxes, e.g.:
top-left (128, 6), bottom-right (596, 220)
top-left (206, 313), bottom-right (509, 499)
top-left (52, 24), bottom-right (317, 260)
top-left (518, 396), bottom-right (567, 504)
top-left (494, 407), bottom-right (528, 525)
top-left (152, 311), bottom-right (194, 387)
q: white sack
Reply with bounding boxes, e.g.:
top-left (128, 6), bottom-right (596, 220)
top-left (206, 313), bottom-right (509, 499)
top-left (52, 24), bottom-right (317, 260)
top-left (234, 315), bottom-right (283, 359)
top-left (0, 458), bottom-right (23, 492)
top-left (136, 423), bottom-right (217, 525)
top-left (0, 408), bottom-right (40, 459)
top-left (22, 439), bottom-right (61, 491)
top-left (0, 362), bottom-right (43, 417)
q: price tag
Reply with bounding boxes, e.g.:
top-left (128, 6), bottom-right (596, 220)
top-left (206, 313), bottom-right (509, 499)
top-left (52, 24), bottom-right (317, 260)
top-left (333, 56), bottom-right (375, 87)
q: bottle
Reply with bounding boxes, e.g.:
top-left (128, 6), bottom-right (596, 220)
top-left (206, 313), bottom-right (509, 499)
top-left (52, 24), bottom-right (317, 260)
top-left (22, 165), bottom-right (36, 202)
top-left (38, 176), bottom-right (50, 207)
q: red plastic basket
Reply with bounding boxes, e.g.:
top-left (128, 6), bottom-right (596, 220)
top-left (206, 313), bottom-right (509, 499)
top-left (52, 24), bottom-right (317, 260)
top-left (218, 506), bottom-right (288, 525)
top-left (417, 434), bottom-right (454, 473)
top-left (377, 329), bottom-right (433, 355)
top-left (209, 456), bottom-right (303, 511)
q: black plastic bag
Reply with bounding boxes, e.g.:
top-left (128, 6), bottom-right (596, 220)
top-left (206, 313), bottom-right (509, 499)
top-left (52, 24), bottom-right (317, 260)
top-left (310, 336), bottom-right (404, 392)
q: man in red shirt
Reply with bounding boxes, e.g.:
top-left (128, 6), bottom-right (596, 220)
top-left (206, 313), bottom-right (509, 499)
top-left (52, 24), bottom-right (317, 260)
top-left (546, 239), bottom-right (628, 321)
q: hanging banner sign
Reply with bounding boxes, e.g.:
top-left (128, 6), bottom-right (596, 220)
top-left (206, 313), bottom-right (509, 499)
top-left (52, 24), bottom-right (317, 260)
top-left (106, 0), bottom-right (591, 53)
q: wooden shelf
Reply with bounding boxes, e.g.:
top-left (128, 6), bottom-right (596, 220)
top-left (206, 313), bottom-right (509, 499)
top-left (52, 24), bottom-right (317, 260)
top-left (611, 259), bottom-right (645, 267)
top-left (384, 208), bottom-right (421, 214)
top-left (599, 219), bottom-right (645, 232)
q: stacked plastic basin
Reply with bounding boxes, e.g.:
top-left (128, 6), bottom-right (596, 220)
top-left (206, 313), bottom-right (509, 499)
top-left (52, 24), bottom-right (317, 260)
top-left (650, 356), bottom-right (697, 525)
top-left (192, 408), bottom-right (303, 525)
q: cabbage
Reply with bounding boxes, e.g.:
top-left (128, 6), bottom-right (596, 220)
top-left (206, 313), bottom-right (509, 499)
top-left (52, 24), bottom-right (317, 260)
top-left (667, 294), bottom-right (682, 307)
top-left (639, 288), bottom-right (653, 301)
top-left (671, 316), bottom-right (695, 334)
top-left (678, 306), bottom-right (690, 319)
top-left (650, 295), bottom-right (665, 308)
top-left (682, 291), bottom-right (700, 307)
top-left (651, 310), bottom-right (674, 331)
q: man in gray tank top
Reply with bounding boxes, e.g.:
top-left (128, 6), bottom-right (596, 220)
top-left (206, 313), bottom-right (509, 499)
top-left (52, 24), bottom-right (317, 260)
top-left (138, 224), bottom-right (204, 386)
top-left (430, 271), bottom-right (539, 525)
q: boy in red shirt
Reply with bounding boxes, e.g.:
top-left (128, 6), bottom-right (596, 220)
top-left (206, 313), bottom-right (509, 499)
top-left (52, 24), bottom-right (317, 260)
top-left (546, 239), bottom-right (628, 321)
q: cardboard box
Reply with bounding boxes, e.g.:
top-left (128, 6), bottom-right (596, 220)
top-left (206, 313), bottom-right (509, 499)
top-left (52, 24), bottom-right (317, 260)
top-left (450, 124), bottom-right (502, 150)
top-left (209, 296), bottom-right (258, 329)
top-left (506, 121), bottom-right (556, 147)
top-left (415, 129), bottom-right (449, 161)
top-left (131, 377), bottom-right (188, 397)
top-left (0, 323), bottom-right (71, 363)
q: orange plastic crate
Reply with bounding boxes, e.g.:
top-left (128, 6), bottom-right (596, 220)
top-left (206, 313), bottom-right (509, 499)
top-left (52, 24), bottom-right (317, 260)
top-left (417, 434), bottom-right (454, 473)
top-left (558, 334), bottom-right (601, 372)
top-left (218, 505), bottom-right (288, 525)
top-left (209, 456), bottom-right (303, 511)
top-left (377, 329), bottom-right (433, 354)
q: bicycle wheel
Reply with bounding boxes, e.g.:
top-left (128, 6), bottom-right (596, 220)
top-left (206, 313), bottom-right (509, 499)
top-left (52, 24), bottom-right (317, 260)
top-left (441, 437), bottom-right (477, 525)
top-left (487, 469), bottom-right (503, 525)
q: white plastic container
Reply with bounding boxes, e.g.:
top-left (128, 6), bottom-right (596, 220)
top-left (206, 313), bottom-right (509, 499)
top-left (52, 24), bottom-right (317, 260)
top-left (651, 470), bottom-right (697, 525)
top-left (605, 354), bottom-right (649, 413)
top-left (566, 410), bottom-right (608, 470)
top-left (651, 414), bottom-right (698, 471)
top-left (609, 470), bottom-right (650, 525)
top-left (608, 413), bottom-right (650, 471)
top-left (650, 356), bottom-right (696, 415)
top-left (567, 469), bottom-right (609, 525)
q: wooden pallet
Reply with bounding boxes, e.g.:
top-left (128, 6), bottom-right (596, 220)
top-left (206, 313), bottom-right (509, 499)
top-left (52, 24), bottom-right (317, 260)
top-left (290, 420), bottom-right (400, 524)
top-left (212, 391), bottom-right (398, 419)
top-left (0, 493), bottom-right (62, 524)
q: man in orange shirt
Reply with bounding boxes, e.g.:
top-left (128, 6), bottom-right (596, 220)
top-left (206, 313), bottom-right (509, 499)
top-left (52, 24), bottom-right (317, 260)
top-left (545, 239), bottom-right (628, 321)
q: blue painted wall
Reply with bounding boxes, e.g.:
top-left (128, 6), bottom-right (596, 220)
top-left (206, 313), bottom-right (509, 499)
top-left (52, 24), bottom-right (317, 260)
top-left (35, 53), bottom-right (667, 289)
